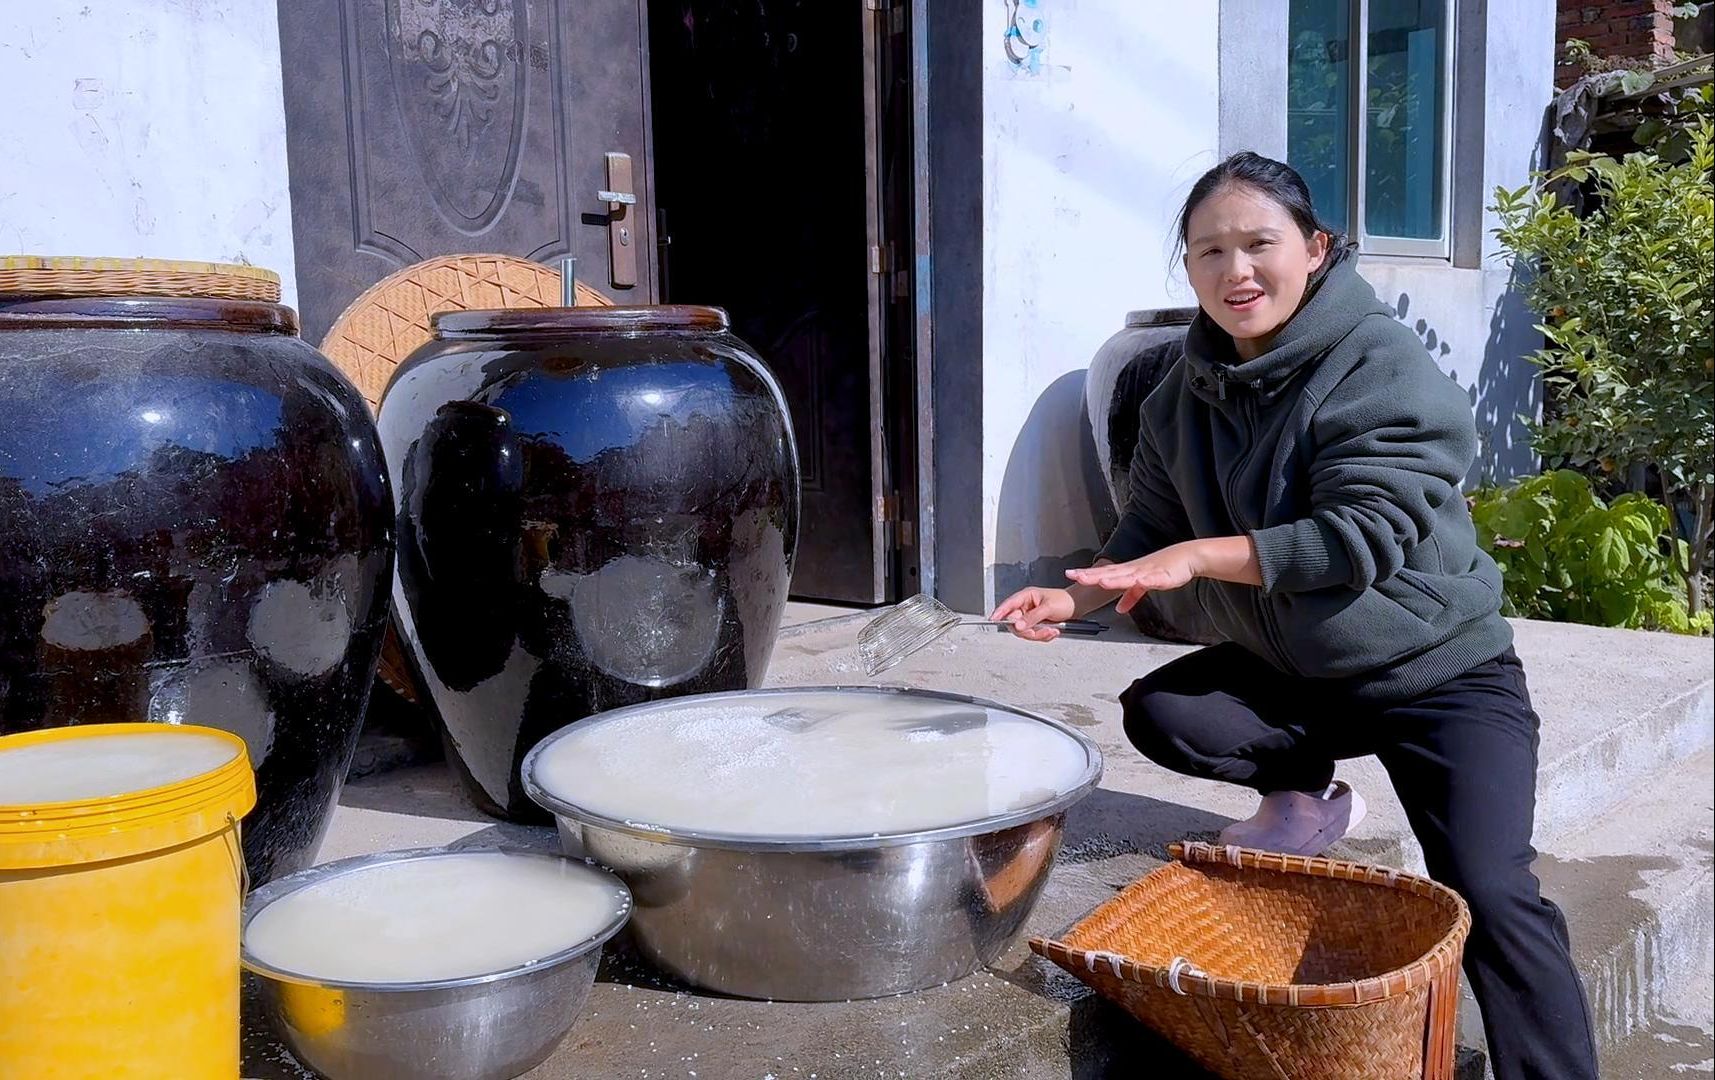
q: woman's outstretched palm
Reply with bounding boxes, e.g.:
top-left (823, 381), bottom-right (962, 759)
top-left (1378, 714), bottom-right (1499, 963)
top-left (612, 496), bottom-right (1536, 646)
top-left (1065, 547), bottom-right (1199, 613)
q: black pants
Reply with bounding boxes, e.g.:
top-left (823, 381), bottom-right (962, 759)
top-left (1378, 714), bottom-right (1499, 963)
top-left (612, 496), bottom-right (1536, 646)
top-left (1120, 643), bottom-right (1597, 1080)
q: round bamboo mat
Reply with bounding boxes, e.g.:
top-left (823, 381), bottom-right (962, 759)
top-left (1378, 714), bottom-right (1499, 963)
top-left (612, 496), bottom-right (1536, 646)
top-left (319, 253), bottom-right (611, 410)
top-left (0, 256), bottom-right (281, 302)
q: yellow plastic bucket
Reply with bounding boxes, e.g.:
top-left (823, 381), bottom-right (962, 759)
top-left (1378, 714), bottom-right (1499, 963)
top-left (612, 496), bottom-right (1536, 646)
top-left (0, 723), bottom-right (256, 1079)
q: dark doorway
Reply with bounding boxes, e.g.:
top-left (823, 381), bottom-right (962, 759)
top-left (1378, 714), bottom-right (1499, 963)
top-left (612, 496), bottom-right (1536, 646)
top-left (646, 1), bottom-right (917, 604)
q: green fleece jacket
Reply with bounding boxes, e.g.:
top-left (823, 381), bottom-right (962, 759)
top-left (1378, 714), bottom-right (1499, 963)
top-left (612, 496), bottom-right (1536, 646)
top-left (1100, 253), bottom-right (1512, 700)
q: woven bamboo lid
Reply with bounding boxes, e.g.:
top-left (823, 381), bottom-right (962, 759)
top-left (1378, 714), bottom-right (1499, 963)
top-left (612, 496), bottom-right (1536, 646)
top-left (0, 256), bottom-right (282, 303)
top-left (320, 253), bottom-right (611, 411)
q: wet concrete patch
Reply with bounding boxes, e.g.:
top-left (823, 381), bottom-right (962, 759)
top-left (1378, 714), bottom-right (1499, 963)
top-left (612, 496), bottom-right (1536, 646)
top-left (1537, 851), bottom-right (1687, 1048)
top-left (1023, 701), bottom-right (1100, 728)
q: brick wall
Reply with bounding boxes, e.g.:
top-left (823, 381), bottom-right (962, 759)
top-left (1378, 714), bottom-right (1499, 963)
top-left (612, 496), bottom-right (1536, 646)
top-left (1556, 0), bottom-right (1680, 85)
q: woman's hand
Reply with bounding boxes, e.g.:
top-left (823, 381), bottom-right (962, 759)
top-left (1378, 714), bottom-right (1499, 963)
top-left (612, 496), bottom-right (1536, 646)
top-left (1064, 544), bottom-right (1202, 614)
top-left (1063, 537), bottom-right (1261, 613)
top-left (990, 586), bottom-right (1078, 642)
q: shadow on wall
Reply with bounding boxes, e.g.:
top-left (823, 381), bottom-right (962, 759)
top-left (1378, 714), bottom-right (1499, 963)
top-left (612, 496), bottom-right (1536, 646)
top-left (1476, 265), bottom-right (1542, 486)
top-left (991, 370), bottom-right (1117, 603)
top-left (1390, 287), bottom-right (1538, 490)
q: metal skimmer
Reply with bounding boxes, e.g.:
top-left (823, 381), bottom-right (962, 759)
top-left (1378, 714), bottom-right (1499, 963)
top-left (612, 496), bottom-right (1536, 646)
top-left (857, 593), bottom-right (1109, 676)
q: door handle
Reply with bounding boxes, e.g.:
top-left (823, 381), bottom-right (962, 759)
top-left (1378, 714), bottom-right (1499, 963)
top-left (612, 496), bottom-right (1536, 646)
top-left (602, 151), bottom-right (637, 289)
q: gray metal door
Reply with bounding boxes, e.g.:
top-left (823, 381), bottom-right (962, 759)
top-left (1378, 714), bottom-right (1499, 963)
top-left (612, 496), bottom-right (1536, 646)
top-left (277, 0), bottom-right (656, 344)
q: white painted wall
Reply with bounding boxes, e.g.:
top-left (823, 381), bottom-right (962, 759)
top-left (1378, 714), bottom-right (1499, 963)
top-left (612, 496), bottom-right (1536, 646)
top-left (983, 0), bottom-right (1220, 606)
top-left (0, 0), bottom-right (298, 308)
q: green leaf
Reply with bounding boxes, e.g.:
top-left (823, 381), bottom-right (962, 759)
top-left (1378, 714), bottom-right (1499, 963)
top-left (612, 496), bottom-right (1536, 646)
top-left (1618, 70), bottom-right (1656, 98)
top-left (1596, 587), bottom-right (1642, 626)
top-left (1490, 498), bottom-right (1546, 540)
top-left (1635, 119), bottom-right (1669, 147)
top-left (1549, 470), bottom-right (1599, 512)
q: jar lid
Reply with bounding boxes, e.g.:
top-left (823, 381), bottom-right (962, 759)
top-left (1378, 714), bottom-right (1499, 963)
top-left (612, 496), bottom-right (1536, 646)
top-left (0, 256), bottom-right (282, 303)
top-left (1124, 307), bottom-right (1198, 329)
top-left (434, 304), bottom-right (729, 338)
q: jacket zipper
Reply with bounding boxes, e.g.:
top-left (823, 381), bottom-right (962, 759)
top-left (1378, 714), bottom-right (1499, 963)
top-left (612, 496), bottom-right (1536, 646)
top-left (1220, 384), bottom-right (1299, 675)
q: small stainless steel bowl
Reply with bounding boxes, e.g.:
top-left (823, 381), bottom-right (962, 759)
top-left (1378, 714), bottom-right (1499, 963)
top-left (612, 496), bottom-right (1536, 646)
top-left (241, 847), bottom-right (631, 1080)
top-left (522, 685), bottom-right (1102, 1002)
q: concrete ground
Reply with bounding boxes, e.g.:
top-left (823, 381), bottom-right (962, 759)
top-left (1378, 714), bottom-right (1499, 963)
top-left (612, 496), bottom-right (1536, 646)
top-left (779, 600), bottom-right (868, 630)
top-left (243, 613), bottom-right (1714, 1080)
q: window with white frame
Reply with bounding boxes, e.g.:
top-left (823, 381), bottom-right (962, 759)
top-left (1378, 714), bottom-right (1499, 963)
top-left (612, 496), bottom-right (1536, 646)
top-left (1287, 0), bottom-right (1455, 257)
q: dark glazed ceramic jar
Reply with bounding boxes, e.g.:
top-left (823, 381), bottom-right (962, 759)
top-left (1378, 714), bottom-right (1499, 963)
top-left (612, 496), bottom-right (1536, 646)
top-left (0, 297), bottom-right (394, 883)
top-left (1084, 307), bottom-right (1220, 647)
top-left (377, 306), bottom-right (799, 819)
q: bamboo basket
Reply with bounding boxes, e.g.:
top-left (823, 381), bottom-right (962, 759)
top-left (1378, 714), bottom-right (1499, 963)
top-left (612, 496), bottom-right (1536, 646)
top-left (0, 256), bottom-right (281, 302)
top-left (318, 254), bottom-right (611, 704)
top-left (1030, 842), bottom-right (1471, 1080)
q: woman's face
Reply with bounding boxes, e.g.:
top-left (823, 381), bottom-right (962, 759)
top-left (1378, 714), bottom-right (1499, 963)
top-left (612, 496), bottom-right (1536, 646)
top-left (1183, 184), bottom-right (1329, 356)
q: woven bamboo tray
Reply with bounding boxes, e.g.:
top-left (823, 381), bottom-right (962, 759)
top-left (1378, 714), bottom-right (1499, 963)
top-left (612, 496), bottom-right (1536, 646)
top-left (320, 253), bottom-right (610, 410)
top-left (320, 254), bottom-right (610, 704)
top-left (0, 256), bottom-right (281, 302)
top-left (1031, 842), bottom-right (1471, 1080)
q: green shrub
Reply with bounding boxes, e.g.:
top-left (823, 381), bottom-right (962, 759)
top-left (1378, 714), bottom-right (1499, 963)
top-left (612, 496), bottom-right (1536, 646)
top-left (1469, 470), bottom-right (1712, 634)
top-left (1491, 119), bottom-right (1714, 618)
